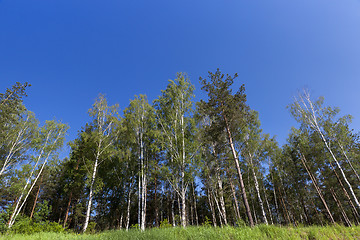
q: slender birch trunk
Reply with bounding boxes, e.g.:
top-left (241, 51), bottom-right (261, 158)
top-left (249, 153), bottom-right (268, 225)
top-left (180, 112), bottom-right (187, 228)
top-left (224, 117), bottom-right (254, 226)
top-left (126, 179), bottom-right (134, 231)
top-left (171, 193), bottom-right (175, 227)
top-left (216, 168), bottom-right (228, 225)
top-left (83, 153), bottom-right (99, 232)
top-left (263, 187), bottom-right (274, 225)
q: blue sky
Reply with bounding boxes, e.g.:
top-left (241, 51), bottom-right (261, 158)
top-left (1, 0), bottom-right (360, 158)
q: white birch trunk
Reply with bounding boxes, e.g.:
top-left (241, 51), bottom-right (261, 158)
top-left (82, 155), bottom-right (99, 232)
top-left (126, 181), bottom-right (133, 231)
top-left (249, 157), bottom-right (268, 225)
top-left (216, 169), bottom-right (228, 225)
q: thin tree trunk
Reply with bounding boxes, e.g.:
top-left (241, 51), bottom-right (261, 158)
top-left (216, 167), bottom-right (228, 225)
top-left (263, 187), bottom-right (274, 225)
top-left (83, 156), bottom-right (98, 233)
top-left (63, 194), bottom-right (72, 227)
top-left (206, 182), bottom-right (217, 227)
top-left (223, 115), bottom-right (254, 227)
top-left (155, 176), bottom-right (159, 227)
top-left (119, 213), bottom-right (123, 229)
top-left (212, 188), bottom-right (225, 227)
top-left (171, 191), bottom-right (176, 227)
top-left (269, 165), bottom-right (280, 224)
top-left (330, 188), bottom-right (352, 227)
top-left (180, 113), bottom-right (187, 228)
top-left (249, 154), bottom-right (268, 225)
top-left (192, 182), bottom-right (199, 226)
top-left (278, 187), bottom-right (291, 224)
top-left (229, 177), bottom-right (242, 222)
top-left (299, 152), bottom-right (335, 224)
top-left (126, 180), bottom-right (134, 231)
top-left (30, 174), bottom-right (43, 219)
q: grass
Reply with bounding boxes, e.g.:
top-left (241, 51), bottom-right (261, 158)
top-left (1, 224), bottom-right (360, 240)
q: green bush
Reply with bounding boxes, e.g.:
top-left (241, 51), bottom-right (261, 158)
top-left (9, 216), bottom-right (64, 235)
top-left (159, 218), bottom-right (172, 228)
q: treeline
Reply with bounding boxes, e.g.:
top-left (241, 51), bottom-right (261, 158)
top-left (1, 70), bottom-right (359, 233)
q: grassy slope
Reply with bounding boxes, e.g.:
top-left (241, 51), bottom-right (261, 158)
top-left (1, 225), bottom-right (360, 240)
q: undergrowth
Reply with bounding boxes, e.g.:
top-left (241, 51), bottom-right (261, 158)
top-left (1, 224), bottom-right (360, 240)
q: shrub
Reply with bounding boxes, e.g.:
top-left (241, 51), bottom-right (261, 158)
top-left (159, 219), bottom-right (172, 229)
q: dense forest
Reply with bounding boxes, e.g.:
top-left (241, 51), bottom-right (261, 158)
top-left (1, 70), bottom-right (360, 234)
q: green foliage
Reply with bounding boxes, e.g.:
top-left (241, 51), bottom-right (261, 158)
top-left (6, 216), bottom-right (64, 235)
top-left (159, 219), bottom-right (172, 228)
top-left (201, 216), bottom-right (212, 227)
top-left (130, 223), bottom-right (140, 230)
top-left (84, 222), bottom-right (97, 234)
top-left (33, 200), bottom-right (51, 223)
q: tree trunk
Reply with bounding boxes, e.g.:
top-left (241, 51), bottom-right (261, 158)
top-left (229, 177), bottom-right (242, 222)
top-left (154, 176), bottom-right (159, 227)
top-left (192, 182), bottom-right (199, 226)
top-left (223, 116), bottom-right (254, 227)
top-left (249, 155), bottom-right (268, 225)
top-left (330, 188), bottom-right (352, 227)
top-left (299, 152), bottom-right (335, 224)
top-left (30, 174), bottom-right (43, 219)
top-left (206, 182), bottom-right (217, 227)
top-left (83, 156), bottom-right (98, 233)
top-left (278, 187), bottom-right (291, 225)
top-left (171, 191), bottom-right (176, 227)
top-left (216, 167), bottom-right (228, 225)
top-left (263, 187), bottom-right (274, 225)
top-left (126, 178), bottom-right (134, 231)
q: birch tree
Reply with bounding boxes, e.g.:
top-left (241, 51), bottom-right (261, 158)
top-left (154, 73), bottom-right (197, 228)
top-left (123, 95), bottom-right (157, 231)
top-left (82, 94), bottom-right (119, 233)
top-left (8, 120), bottom-right (68, 228)
top-left (241, 110), bottom-right (268, 225)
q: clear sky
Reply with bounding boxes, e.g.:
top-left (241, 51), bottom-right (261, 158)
top-left (1, 0), bottom-right (360, 158)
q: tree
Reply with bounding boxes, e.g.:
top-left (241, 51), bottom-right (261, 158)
top-left (8, 120), bottom-right (68, 228)
top-left (199, 69), bottom-right (254, 227)
top-left (290, 91), bottom-right (360, 211)
top-left (82, 94), bottom-right (119, 233)
top-left (123, 94), bottom-right (157, 231)
top-left (154, 73), bottom-right (197, 228)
